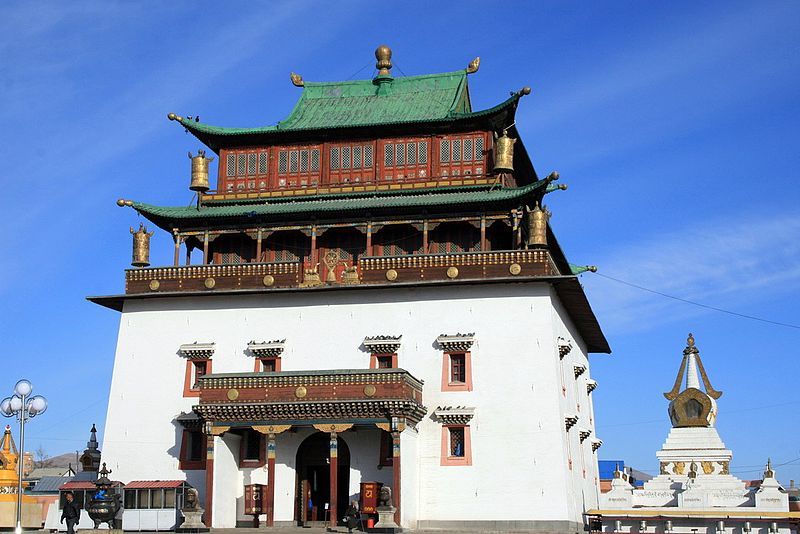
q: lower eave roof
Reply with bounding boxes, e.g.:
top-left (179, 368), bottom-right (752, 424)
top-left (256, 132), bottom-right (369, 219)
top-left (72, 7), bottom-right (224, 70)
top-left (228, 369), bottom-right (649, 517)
top-left (128, 181), bottom-right (547, 232)
top-left (87, 275), bottom-right (610, 354)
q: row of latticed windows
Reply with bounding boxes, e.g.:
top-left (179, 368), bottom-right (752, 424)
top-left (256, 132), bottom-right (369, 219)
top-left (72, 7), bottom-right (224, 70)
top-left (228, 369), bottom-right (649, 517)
top-left (223, 135), bottom-right (486, 178)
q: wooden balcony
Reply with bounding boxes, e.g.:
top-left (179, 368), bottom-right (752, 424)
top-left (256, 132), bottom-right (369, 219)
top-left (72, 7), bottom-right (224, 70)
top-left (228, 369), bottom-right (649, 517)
top-left (194, 368), bottom-right (426, 425)
top-left (124, 249), bottom-right (559, 295)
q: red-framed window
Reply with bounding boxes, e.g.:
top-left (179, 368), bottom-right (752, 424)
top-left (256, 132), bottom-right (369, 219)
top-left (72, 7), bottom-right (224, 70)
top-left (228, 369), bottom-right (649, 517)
top-left (434, 132), bottom-right (488, 178)
top-left (440, 425), bottom-right (472, 466)
top-left (239, 429), bottom-right (266, 468)
top-left (220, 148), bottom-right (270, 192)
top-left (253, 357), bottom-right (281, 373)
top-left (272, 144), bottom-right (322, 189)
top-left (441, 351), bottom-right (472, 392)
top-left (328, 141), bottom-right (376, 184)
top-left (378, 431), bottom-right (394, 467)
top-left (377, 137), bottom-right (431, 182)
top-left (179, 429), bottom-right (206, 470)
top-left (183, 359), bottom-right (212, 398)
top-left (369, 353), bottom-right (398, 369)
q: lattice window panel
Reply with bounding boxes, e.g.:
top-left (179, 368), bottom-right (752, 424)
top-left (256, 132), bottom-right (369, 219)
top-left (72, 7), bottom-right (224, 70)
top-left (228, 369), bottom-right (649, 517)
top-left (418, 141), bottom-right (428, 164)
top-left (258, 152), bottom-right (268, 174)
top-left (311, 149), bottom-right (320, 172)
top-left (395, 143), bottom-right (405, 166)
top-left (300, 150), bottom-right (309, 173)
top-left (247, 153), bottom-right (257, 175)
top-left (440, 139), bottom-right (450, 162)
top-left (384, 143), bottom-right (394, 167)
top-left (364, 145), bottom-right (374, 167)
top-left (353, 146), bottom-right (362, 169)
top-left (289, 151), bottom-right (299, 173)
top-left (330, 147), bottom-right (340, 170)
top-left (452, 139), bottom-right (462, 161)
top-left (237, 154), bottom-right (247, 176)
top-left (464, 139), bottom-right (473, 162)
top-left (278, 152), bottom-right (288, 174)
top-left (407, 142), bottom-right (417, 165)
top-left (475, 137), bottom-right (484, 159)
top-left (449, 427), bottom-right (465, 457)
top-left (342, 146), bottom-right (351, 169)
top-left (226, 154), bottom-right (236, 177)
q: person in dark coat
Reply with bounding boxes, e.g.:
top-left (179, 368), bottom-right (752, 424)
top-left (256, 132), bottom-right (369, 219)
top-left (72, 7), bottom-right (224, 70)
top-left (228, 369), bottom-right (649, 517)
top-left (344, 500), bottom-right (360, 533)
top-left (61, 492), bottom-right (81, 534)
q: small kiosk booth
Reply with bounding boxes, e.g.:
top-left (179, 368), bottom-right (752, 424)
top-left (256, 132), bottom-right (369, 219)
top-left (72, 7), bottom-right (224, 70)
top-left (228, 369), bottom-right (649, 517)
top-left (122, 480), bottom-right (192, 531)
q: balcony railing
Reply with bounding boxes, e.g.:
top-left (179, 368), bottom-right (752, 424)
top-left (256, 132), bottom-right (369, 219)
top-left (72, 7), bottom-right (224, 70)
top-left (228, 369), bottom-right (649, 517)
top-left (124, 249), bottom-right (558, 294)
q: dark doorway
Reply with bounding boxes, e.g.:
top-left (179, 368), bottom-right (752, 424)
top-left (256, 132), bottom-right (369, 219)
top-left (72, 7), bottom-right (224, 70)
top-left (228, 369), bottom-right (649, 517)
top-left (295, 432), bottom-right (350, 526)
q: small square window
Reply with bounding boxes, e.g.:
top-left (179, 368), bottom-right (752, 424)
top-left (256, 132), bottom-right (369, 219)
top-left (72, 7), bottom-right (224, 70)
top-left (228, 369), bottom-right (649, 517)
top-left (243, 430), bottom-right (261, 461)
top-left (377, 355), bottom-right (393, 369)
top-left (449, 427), bottom-right (465, 457)
top-left (192, 360), bottom-right (207, 389)
top-left (450, 353), bottom-right (466, 383)
top-left (261, 358), bottom-right (277, 372)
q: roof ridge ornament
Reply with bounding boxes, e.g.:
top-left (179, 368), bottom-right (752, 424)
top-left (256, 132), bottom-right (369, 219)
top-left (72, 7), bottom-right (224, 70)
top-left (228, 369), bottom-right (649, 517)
top-left (290, 72), bottom-right (304, 87)
top-left (466, 57), bottom-right (480, 74)
top-left (375, 45), bottom-right (393, 76)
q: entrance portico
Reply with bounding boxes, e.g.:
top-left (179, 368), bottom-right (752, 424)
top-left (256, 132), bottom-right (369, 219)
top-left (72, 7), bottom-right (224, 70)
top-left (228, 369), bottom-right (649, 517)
top-left (187, 369), bottom-right (425, 529)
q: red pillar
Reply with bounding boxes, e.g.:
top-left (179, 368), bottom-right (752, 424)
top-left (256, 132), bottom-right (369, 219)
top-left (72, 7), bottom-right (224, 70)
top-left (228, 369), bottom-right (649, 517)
top-left (366, 222), bottom-right (373, 256)
top-left (329, 431), bottom-right (338, 528)
top-left (310, 226), bottom-right (318, 266)
top-left (266, 433), bottom-right (276, 526)
top-left (422, 220), bottom-right (429, 253)
top-left (392, 431), bottom-right (401, 525)
top-left (480, 215), bottom-right (487, 251)
top-left (204, 433), bottom-right (214, 527)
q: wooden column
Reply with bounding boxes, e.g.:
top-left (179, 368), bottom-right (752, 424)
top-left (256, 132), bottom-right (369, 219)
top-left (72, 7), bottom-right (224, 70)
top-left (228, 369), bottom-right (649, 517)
top-left (256, 228), bottom-right (263, 262)
top-left (204, 432), bottom-right (215, 528)
top-left (329, 431), bottom-right (338, 528)
top-left (173, 234), bottom-right (181, 266)
top-left (422, 219), bottom-right (429, 254)
top-left (480, 214), bottom-right (487, 251)
top-left (203, 231), bottom-right (210, 264)
top-left (310, 226), bottom-right (318, 266)
top-left (392, 430), bottom-right (402, 525)
top-left (366, 222), bottom-right (373, 256)
top-left (266, 433), bottom-right (276, 526)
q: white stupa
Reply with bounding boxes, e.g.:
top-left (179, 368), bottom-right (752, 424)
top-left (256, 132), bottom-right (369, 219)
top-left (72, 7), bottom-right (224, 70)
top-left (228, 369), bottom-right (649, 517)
top-left (590, 334), bottom-right (797, 534)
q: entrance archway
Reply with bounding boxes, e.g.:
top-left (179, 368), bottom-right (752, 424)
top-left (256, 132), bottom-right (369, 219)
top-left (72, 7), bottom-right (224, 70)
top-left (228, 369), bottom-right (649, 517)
top-left (295, 432), bottom-right (350, 526)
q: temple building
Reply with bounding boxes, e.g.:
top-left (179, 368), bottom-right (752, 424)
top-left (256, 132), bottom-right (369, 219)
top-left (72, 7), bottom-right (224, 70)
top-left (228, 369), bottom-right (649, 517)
top-left (91, 45), bottom-right (610, 531)
top-left (589, 335), bottom-right (799, 534)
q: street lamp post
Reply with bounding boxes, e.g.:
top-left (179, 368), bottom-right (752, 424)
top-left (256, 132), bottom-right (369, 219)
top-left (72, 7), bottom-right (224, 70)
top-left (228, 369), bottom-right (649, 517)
top-left (1, 380), bottom-right (48, 534)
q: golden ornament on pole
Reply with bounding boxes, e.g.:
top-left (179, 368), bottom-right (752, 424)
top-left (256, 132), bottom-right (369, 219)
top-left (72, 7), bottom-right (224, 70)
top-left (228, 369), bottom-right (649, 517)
top-left (493, 130), bottom-right (516, 173)
top-left (527, 202), bottom-right (551, 247)
top-left (130, 224), bottom-right (154, 267)
top-left (189, 149), bottom-right (214, 192)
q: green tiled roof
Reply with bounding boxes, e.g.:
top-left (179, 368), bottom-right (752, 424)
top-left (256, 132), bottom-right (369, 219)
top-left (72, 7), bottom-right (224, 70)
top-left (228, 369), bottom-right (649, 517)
top-left (174, 70), bottom-right (522, 149)
top-left (128, 181), bottom-right (546, 230)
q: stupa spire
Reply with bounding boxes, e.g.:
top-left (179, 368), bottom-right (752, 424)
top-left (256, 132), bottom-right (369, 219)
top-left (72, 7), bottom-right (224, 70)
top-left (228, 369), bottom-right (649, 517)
top-left (665, 334), bottom-right (723, 428)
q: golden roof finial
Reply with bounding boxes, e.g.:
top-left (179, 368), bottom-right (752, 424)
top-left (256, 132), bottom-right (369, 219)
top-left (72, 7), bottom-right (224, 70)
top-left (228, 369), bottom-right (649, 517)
top-left (467, 57), bottom-right (480, 74)
top-left (290, 72), bottom-right (304, 87)
top-left (375, 45), bottom-right (393, 76)
top-left (765, 458), bottom-right (774, 478)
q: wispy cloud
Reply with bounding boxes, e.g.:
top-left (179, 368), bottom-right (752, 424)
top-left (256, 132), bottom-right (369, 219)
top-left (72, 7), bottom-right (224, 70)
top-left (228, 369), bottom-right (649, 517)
top-left (582, 211), bottom-right (800, 333)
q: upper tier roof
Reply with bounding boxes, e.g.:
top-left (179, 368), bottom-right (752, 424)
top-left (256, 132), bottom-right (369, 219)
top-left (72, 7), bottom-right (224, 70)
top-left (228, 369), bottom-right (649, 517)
top-left (171, 69), bottom-right (525, 152)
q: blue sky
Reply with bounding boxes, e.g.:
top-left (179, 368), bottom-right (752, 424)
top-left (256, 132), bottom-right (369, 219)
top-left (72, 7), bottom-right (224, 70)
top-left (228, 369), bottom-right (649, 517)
top-left (1, 1), bottom-right (798, 482)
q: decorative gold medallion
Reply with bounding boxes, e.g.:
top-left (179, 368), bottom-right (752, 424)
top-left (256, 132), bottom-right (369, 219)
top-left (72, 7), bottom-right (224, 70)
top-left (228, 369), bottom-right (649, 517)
top-left (509, 263), bottom-right (522, 275)
top-left (446, 266), bottom-right (459, 279)
top-left (149, 279), bottom-right (160, 291)
top-left (385, 269), bottom-right (398, 281)
top-left (204, 277), bottom-right (216, 289)
top-left (226, 389), bottom-right (239, 401)
top-left (364, 385), bottom-right (377, 397)
top-left (294, 386), bottom-right (307, 398)
top-left (262, 275), bottom-right (275, 287)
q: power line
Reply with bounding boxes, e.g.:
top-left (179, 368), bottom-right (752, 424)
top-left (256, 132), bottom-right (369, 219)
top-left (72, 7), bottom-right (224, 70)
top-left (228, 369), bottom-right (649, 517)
top-left (594, 272), bottom-right (800, 330)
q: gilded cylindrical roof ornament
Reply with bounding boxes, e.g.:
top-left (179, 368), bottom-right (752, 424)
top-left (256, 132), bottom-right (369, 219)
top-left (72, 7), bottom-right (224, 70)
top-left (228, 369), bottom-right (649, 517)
top-left (130, 224), bottom-right (154, 267)
top-left (189, 149), bottom-right (214, 192)
top-left (528, 202), bottom-right (550, 247)
top-left (493, 131), bottom-right (516, 173)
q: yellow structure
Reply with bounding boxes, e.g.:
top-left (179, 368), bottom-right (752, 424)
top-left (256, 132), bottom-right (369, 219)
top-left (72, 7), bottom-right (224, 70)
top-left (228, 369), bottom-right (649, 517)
top-left (0, 425), bottom-right (42, 528)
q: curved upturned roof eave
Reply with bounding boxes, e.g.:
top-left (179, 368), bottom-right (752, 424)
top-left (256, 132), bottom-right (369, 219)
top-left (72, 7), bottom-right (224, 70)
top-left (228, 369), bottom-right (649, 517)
top-left (175, 93), bottom-right (522, 154)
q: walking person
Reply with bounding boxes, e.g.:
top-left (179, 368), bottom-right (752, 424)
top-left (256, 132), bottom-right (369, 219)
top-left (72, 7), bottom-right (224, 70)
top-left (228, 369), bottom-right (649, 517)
top-left (61, 491), bottom-right (81, 534)
top-left (344, 500), bottom-right (360, 533)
